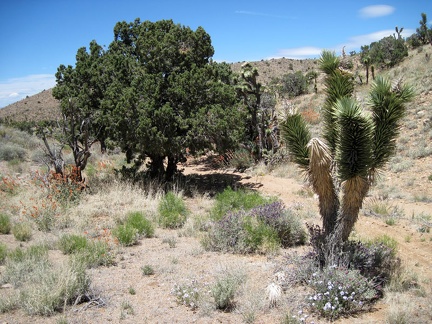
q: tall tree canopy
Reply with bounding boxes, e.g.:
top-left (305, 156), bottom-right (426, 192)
top-left (54, 19), bottom-right (245, 180)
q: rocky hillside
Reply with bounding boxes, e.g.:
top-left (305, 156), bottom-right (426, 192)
top-left (0, 88), bottom-right (60, 122)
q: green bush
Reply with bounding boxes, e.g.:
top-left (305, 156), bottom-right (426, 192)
top-left (369, 36), bottom-right (408, 67)
top-left (112, 224), bottom-right (138, 246)
top-left (205, 201), bottom-right (306, 254)
top-left (158, 192), bottom-right (188, 229)
top-left (125, 211), bottom-right (154, 238)
top-left (12, 222), bottom-right (32, 242)
top-left (276, 71), bottom-right (308, 98)
top-left (0, 213), bottom-right (12, 234)
top-left (210, 187), bottom-right (273, 221)
top-left (58, 234), bottom-right (88, 254)
top-left (141, 265), bottom-right (155, 276)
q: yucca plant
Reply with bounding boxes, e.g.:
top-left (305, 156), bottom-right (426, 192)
top-left (281, 51), bottom-right (414, 248)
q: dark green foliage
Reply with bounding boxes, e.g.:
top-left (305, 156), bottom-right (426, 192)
top-left (280, 114), bottom-right (311, 170)
top-left (54, 19), bottom-right (245, 180)
top-left (369, 77), bottom-right (415, 170)
top-left (335, 98), bottom-right (373, 180)
top-left (210, 187), bottom-right (273, 221)
top-left (276, 71), bottom-right (308, 98)
top-left (158, 192), bottom-right (188, 228)
top-left (369, 36), bottom-right (408, 68)
top-left (416, 13), bottom-right (432, 45)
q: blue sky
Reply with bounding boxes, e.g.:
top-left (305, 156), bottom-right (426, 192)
top-left (0, 0), bottom-right (430, 108)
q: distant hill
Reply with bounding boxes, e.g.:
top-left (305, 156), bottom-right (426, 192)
top-left (0, 88), bottom-right (60, 123)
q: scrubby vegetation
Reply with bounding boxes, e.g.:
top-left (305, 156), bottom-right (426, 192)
top-left (0, 12), bottom-right (431, 323)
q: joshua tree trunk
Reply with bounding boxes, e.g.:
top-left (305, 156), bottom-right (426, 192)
top-left (337, 176), bottom-right (370, 241)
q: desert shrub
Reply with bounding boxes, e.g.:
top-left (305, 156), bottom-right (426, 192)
top-left (46, 167), bottom-right (84, 205)
top-left (58, 234), bottom-right (88, 254)
top-left (0, 143), bottom-right (27, 162)
top-left (17, 260), bottom-right (90, 316)
top-left (343, 241), bottom-right (398, 291)
top-left (277, 72), bottom-right (308, 98)
top-left (253, 202), bottom-right (307, 247)
top-left (158, 191), bottom-right (188, 229)
top-left (72, 240), bottom-right (115, 268)
top-left (306, 266), bottom-right (377, 320)
top-left (210, 187), bottom-right (273, 221)
top-left (369, 36), bottom-right (408, 67)
top-left (211, 269), bottom-right (246, 311)
top-left (11, 222), bottom-right (32, 242)
top-left (172, 279), bottom-right (200, 309)
top-left (125, 211), bottom-right (154, 238)
top-left (0, 243), bottom-right (7, 264)
top-left (0, 213), bottom-right (11, 234)
top-left (221, 149), bottom-right (255, 171)
top-left (112, 223), bottom-right (138, 246)
top-left (141, 265), bottom-right (155, 276)
top-left (307, 225), bottom-right (399, 294)
top-left (2, 245), bottom-right (49, 287)
top-left (0, 175), bottom-right (19, 195)
top-left (205, 201), bottom-right (306, 254)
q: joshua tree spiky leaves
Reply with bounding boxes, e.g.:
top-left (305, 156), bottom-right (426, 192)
top-left (281, 51), bottom-right (414, 247)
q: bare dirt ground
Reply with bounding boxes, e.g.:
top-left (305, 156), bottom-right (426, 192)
top-left (1, 156), bottom-right (431, 324)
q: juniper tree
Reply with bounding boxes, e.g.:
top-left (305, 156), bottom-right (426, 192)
top-left (281, 51), bottom-right (414, 247)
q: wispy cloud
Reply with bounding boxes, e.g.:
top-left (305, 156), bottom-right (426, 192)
top-left (338, 28), bottom-right (415, 52)
top-left (273, 28), bottom-right (415, 60)
top-left (274, 46), bottom-right (323, 59)
top-left (0, 74), bottom-right (56, 108)
top-left (235, 10), bottom-right (295, 19)
top-left (359, 5), bottom-right (395, 18)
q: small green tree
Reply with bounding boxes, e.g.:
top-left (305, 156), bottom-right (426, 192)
top-left (416, 13), bottom-right (432, 45)
top-left (54, 19), bottom-right (245, 181)
top-left (281, 51), bottom-right (414, 252)
top-left (369, 35), bottom-right (408, 68)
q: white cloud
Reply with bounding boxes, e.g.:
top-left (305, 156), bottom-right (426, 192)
top-left (274, 28), bottom-right (415, 59)
top-left (274, 46), bottom-right (323, 59)
top-left (359, 5), bottom-right (395, 18)
top-left (0, 74), bottom-right (56, 108)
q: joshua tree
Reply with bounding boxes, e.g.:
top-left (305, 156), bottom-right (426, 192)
top-left (281, 51), bottom-right (414, 248)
